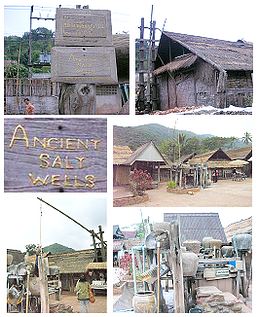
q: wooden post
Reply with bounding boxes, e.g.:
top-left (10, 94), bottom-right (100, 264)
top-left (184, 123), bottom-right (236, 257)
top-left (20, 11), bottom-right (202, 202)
top-left (179, 169), bottom-right (183, 189)
top-left (38, 255), bottom-right (49, 313)
top-left (15, 43), bottom-right (21, 113)
top-left (98, 225), bottom-right (106, 261)
top-left (25, 271), bottom-right (30, 313)
top-left (138, 17), bottom-right (145, 111)
top-left (167, 222), bottom-right (185, 313)
top-left (157, 241), bottom-right (161, 313)
top-left (91, 230), bottom-right (97, 262)
top-left (157, 162), bottom-right (161, 183)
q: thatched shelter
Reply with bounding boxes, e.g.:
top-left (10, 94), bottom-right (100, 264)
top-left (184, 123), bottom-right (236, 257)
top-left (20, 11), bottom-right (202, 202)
top-left (154, 32), bottom-right (253, 109)
top-left (188, 148), bottom-right (251, 179)
top-left (48, 249), bottom-right (95, 291)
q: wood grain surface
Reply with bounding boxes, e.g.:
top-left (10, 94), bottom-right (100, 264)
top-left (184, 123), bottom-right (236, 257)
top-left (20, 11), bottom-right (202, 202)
top-left (4, 118), bottom-right (107, 192)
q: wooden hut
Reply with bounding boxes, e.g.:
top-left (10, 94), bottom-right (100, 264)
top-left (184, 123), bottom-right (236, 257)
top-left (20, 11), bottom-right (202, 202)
top-left (226, 146), bottom-right (252, 176)
top-left (189, 148), bottom-right (238, 179)
top-left (113, 141), bottom-right (168, 185)
top-left (154, 32), bottom-right (253, 109)
top-left (48, 249), bottom-right (96, 292)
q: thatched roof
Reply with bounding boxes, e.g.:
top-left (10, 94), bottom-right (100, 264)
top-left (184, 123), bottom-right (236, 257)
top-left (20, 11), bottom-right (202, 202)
top-left (7, 249), bottom-right (24, 265)
top-left (113, 146), bottom-right (133, 165)
top-left (226, 146), bottom-right (252, 160)
top-left (48, 249), bottom-right (95, 274)
top-left (189, 148), bottom-right (231, 165)
top-left (113, 34), bottom-right (129, 51)
top-left (86, 262), bottom-right (106, 270)
top-left (224, 217), bottom-right (252, 242)
top-left (159, 32), bottom-right (253, 72)
top-left (153, 53), bottom-right (197, 76)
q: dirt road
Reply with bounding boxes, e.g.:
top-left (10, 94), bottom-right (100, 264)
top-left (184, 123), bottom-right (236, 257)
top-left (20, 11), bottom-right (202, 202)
top-left (127, 179), bottom-right (252, 207)
top-left (50, 292), bottom-right (106, 313)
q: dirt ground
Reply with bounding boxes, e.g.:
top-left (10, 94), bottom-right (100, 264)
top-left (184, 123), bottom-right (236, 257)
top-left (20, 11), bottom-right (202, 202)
top-left (114, 178), bottom-right (252, 207)
top-left (50, 291), bottom-right (106, 313)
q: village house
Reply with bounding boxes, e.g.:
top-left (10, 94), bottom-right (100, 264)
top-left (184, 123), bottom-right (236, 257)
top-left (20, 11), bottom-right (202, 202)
top-left (153, 32), bottom-right (253, 109)
top-left (114, 141), bottom-right (252, 189)
top-left (113, 141), bottom-right (169, 186)
top-left (188, 147), bottom-right (252, 179)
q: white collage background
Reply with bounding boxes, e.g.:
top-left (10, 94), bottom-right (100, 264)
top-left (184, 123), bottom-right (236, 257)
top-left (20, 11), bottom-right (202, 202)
top-left (0, 0), bottom-right (257, 315)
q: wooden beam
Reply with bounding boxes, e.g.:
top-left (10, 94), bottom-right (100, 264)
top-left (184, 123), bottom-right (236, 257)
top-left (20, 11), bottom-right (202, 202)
top-left (167, 221), bottom-right (185, 313)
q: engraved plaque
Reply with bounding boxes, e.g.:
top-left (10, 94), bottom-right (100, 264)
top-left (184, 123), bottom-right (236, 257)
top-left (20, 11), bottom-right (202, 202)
top-left (51, 47), bottom-right (118, 84)
top-left (4, 118), bottom-right (107, 192)
top-left (55, 8), bottom-right (112, 47)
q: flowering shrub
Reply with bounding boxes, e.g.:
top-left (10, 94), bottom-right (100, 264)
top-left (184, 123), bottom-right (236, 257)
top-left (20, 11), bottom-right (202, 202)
top-left (129, 169), bottom-right (153, 196)
top-left (119, 253), bottom-right (138, 275)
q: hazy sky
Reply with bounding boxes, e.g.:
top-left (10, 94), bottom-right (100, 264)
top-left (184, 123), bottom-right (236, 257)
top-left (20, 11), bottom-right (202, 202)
top-left (112, 207), bottom-right (253, 229)
top-left (4, 194), bottom-right (107, 252)
top-left (4, 0), bottom-right (131, 36)
top-left (111, 115), bottom-right (253, 139)
top-left (3, 0), bottom-right (254, 42)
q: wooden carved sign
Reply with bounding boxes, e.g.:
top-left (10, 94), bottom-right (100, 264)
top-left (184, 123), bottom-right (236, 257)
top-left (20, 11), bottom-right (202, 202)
top-left (51, 47), bottom-right (118, 84)
top-left (4, 118), bottom-right (107, 192)
top-left (55, 8), bottom-right (113, 47)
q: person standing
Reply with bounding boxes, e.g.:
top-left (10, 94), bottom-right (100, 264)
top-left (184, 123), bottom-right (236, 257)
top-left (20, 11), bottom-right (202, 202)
top-left (24, 98), bottom-right (35, 115)
top-left (75, 274), bottom-right (91, 313)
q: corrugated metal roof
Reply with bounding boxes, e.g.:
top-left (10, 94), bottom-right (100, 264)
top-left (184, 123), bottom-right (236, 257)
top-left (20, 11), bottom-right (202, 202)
top-left (162, 32), bottom-right (253, 71)
top-left (153, 53), bottom-right (197, 75)
top-left (164, 213), bottom-right (227, 243)
top-left (123, 141), bottom-right (168, 166)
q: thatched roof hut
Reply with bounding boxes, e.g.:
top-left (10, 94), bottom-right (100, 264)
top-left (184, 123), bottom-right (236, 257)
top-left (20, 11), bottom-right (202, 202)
top-left (154, 32), bottom-right (253, 109)
top-left (224, 217), bottom-right (252, 242)
top-left (226, 146), bottom-right (252, 161)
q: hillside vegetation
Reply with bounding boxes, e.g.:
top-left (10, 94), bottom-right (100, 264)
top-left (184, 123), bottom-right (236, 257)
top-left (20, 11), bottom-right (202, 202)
top-left (114, 124), bottom-right (249, 161)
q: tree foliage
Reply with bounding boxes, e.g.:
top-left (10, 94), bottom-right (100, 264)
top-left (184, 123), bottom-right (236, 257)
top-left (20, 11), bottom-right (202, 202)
top-left (159, 135), bottom-right (240, 161)
top-left (4, 63), bottom-right (29, 78)
top-left (4, 27), bottom-right (54, 71)
top-left (25, 244), bottom-right (37, 255)
top-left (241, 132), bottom-right (252, 144)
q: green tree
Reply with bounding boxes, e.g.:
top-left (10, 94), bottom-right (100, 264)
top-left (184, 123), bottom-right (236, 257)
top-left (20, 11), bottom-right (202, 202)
top-left (241, 132), bottom-right (252, 144)
top-left (25, 244), bottom-right (37, 255)
top-left (4, 63), bottom-right (29, 78)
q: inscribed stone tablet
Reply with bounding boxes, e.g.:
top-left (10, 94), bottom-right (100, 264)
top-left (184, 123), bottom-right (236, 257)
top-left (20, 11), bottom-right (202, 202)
top-left (55, 8), bottom-right (112, 47)
top-left (51, 47), bottom-right (118, 84)
top-left (4, 118), bottom-right (107, 192)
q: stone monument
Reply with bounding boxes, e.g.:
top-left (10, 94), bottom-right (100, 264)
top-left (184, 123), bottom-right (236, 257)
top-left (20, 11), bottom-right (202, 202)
top-left (51, 5), bottom-right (121, 114)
